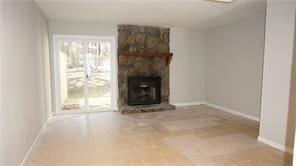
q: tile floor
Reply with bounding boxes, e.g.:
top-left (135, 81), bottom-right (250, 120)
top-left (26, 105), bottom-right (292, 166)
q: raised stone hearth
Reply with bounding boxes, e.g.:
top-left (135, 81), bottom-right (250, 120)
top-left (120, 103), bottom-right (175, 114)
top-left (118, 25), bottom-right (175, 113)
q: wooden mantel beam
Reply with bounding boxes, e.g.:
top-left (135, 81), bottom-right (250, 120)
top-left (119, 52), bottom-right (173, 66)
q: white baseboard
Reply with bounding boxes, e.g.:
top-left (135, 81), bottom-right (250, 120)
top-left (172, 102), bottom-right (202, 107)
top-left (202, 101), bottom-right (260, 122)
top-left (20, 116), bottom-right (51, 166)
top-left (257, 136), bottom-right (293, 154)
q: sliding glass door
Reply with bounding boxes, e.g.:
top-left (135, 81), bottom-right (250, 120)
top-left (54, 36), bottom-right (115, 112)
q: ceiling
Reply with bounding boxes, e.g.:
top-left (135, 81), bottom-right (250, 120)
top-left (35, 0), bottom-right (266, 30)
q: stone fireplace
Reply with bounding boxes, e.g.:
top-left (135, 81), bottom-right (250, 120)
top-left (118, 25), bottom-right (175, 113)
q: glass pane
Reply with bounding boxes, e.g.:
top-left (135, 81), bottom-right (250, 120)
top-left (59, 41), bottom-right (86, 111)
top-left (86, 42), bottom-right (111, 110)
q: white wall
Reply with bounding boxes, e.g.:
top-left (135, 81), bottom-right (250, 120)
top-left (292, 18), bottom-right (296, 165)
top-left (0, 1), bottom-right (51, 165)
top-left (170, 28), bottom-right (206, 104)
top-left (0, 2), bottom-right (3, 165)
top-left (259, 0), bottom-right (296, 152)
top-left (205, 14), bottom-right (266, 119)
top-left (49, 21), bottom-right (117, 37)
top-left (49, 21), bottom-right (206, 110)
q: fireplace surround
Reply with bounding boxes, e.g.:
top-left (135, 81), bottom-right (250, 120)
top-left (118, 25), bottom-right (175, 113)
top-left (128, 76), bottom-right (161, 106)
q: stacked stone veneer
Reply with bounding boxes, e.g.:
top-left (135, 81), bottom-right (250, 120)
top-left (118, 25), bottom-right (175, 113)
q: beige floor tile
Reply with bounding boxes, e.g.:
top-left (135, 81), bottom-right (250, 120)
top-left (169, 144), bottom-right (219, 166)
top-left (25, 105), bottom-right (292, 166)
top-left (164, 134), bottom-right (207, 150)
top-left (200, 134), bottom-right (261, 156)
top-left (212, 145), bottom-right (292, 166)
top-left (136, 144), bottom-right (192, 166)
top-left (161, 117), bottom-right (221, 131)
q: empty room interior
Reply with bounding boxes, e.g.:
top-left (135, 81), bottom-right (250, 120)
top-left (1, 0), bottom-right (296, 165)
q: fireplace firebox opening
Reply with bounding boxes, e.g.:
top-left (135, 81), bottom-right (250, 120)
top-left (128, 76), bottom-right (161, 106)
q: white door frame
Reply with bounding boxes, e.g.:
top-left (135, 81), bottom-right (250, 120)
top-left (53, 35), bottom-right (118, 114)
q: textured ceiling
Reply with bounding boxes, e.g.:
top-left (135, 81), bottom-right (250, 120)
top-left (35, 0), bottom-right (266, 30)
